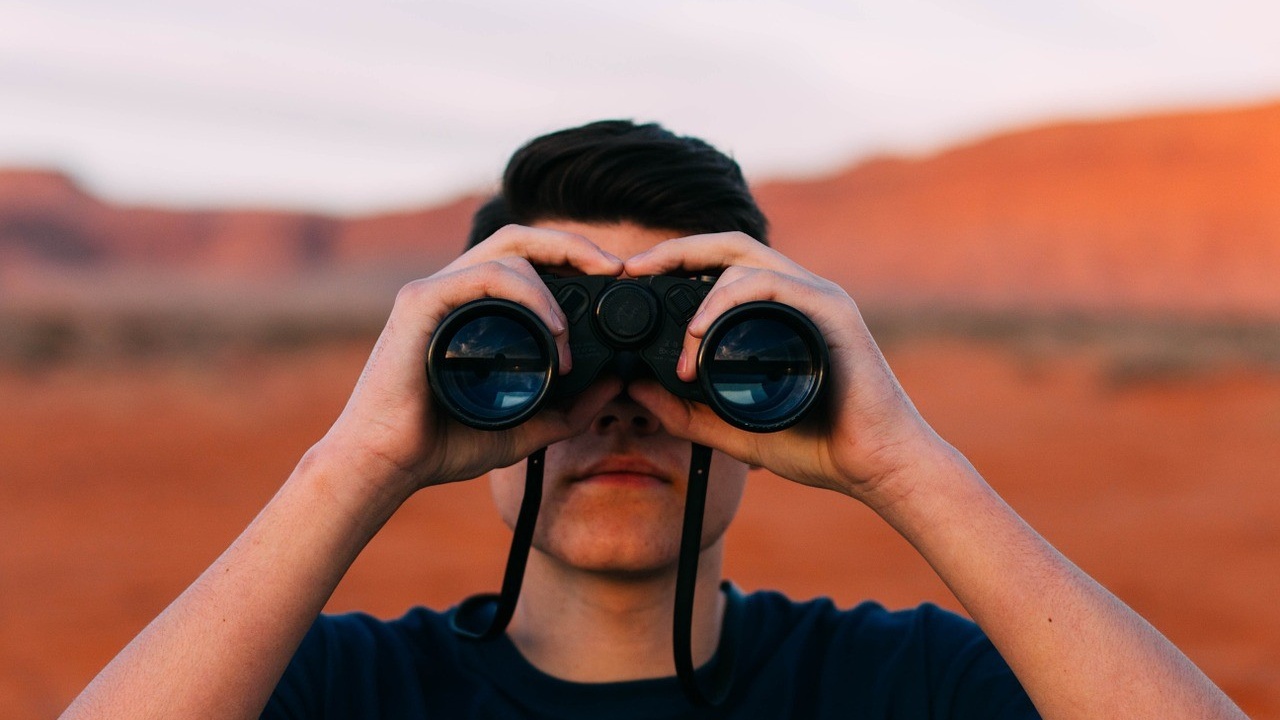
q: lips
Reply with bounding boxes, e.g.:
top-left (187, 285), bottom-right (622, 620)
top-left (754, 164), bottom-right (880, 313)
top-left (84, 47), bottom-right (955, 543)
top-left (573, 456), bottom-right (675, 486)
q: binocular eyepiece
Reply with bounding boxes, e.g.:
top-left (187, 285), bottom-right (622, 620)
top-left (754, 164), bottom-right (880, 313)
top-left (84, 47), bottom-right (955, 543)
top-left (426, 275), bottom-right (827, 432)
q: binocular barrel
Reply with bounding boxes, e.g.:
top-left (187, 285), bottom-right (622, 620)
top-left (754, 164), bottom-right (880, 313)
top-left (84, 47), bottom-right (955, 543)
top-left (426, 277), bottom-right (827, 432)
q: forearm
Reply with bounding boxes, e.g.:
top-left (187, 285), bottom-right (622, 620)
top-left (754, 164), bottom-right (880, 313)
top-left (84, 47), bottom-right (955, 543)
top-left (866, 442), bottom-right (1246, 720)
top-left (62, 445), bottom-right (412, 720)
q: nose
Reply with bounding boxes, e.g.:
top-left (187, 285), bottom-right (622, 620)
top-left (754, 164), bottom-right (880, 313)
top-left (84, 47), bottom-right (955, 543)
top-left (591, 389), bottom-right (661, 436)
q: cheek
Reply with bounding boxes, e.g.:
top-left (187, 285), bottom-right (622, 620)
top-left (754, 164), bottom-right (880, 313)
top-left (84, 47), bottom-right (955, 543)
top-left (701, 455), bottom-right (749, 546)
top-left (487, 462), bottom-right (526, 531)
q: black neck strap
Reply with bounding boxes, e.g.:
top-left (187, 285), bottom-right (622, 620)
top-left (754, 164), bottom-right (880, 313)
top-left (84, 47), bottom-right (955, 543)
top-left (450, 447), bottom-right (544, 640)
top-left (673, 442), bottom-right (737, 705)
top-left (449, 443), bottom-right (737, 706)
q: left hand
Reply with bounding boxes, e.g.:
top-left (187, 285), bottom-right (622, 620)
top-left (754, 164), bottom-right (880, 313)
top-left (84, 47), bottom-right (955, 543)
top-left (623, 232), bottom-right (951, 507)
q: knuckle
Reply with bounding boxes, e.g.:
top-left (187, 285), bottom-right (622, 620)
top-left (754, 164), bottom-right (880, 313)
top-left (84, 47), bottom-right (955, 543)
top-left (492, 224), bottom-right (524, 242)
top-left (482, 262), bottom-right (542, 298)
top-left (395, 278), bottom-right (432, 305)
top-left (504, 255), bottom-right (538, 275)
top-left (478, 259), bottom-right (517, 279)
top-left (816, 277), bottom-right (849, 302)
top-left (479, 224), bottom-right (532, 251)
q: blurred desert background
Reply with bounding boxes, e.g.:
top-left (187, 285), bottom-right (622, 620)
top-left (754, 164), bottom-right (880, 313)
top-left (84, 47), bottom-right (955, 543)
top-left (2, 96), bottom-right (1279, 717)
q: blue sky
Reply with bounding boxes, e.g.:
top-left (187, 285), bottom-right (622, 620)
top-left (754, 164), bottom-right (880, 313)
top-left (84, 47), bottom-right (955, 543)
top-left (1, 0), bottom-right (1277, 213)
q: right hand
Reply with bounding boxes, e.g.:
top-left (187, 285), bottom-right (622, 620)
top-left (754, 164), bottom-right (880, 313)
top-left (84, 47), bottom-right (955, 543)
top-left (313, 224), bottom-right (625, 498)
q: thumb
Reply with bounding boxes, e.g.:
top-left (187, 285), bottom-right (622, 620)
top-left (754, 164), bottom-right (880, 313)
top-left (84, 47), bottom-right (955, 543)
top-left (628, 379), bottom-right (758, 462)
top-left (516, 376), bottom-right (622, 449)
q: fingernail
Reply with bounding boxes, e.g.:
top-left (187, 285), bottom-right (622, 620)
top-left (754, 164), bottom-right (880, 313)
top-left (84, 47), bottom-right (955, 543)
top-left (560, 344), bottom-right (573, 374)
top-left (676, 349), bottom-right (688, 376)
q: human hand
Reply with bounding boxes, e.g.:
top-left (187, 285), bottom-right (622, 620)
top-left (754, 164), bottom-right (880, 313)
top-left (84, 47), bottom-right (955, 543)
top-left (622, 232), bottom-right (952, 508)
top-left (314, 225), bottom-right (626, 499)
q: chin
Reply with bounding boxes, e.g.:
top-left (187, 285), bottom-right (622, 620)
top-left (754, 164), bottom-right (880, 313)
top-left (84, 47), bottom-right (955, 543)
top-left (535, 518), bottom-right (683, 578)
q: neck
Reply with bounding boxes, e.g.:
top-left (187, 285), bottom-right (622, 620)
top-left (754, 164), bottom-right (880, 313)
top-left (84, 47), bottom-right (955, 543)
top-left (505, 540), bottom-right (727, 683)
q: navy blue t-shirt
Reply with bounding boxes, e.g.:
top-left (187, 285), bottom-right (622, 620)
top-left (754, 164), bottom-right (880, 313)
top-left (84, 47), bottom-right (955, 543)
top-left (263, 585), bottom-right (1039, 719)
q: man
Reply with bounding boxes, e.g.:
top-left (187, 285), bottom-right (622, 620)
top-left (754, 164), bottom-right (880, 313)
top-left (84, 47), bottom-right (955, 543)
top-left (63, 121), bottom-right (1246, 718)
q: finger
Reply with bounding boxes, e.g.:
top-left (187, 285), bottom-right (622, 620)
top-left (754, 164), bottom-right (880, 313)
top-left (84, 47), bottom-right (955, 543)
top-left (623, 231), bottom-right (800, 277)
top-left (430, 374), bottom-right (624, 482)
top-left (397, 261), bottom-right (573, 375)
top-left (515, 376), bottom-right (623, 450)
top-left (627, 379), bottom-right (763, 465)
top-left (486, 256), bottom-right (581, 375)
top-left (491, 255), bottom-right (570, 331)
top-left (674, 269), bottom-right (833, 383)
top-left (688, 269), bottom-right (833, 337)
top-left (456, 224), bottom-right (624, 277)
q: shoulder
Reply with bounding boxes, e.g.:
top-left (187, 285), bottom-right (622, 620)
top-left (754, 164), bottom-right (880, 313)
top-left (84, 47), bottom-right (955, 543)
top-left (734, 589), bottom-right (1039, 718)
top-left (263, 607), bottom-right (463, 719)
top-left (741, 587), bottom-right (979, 650)
top-left (309, 606), bottom-right (453, 643)
top-left (286, 606), bottom-right (456, 660)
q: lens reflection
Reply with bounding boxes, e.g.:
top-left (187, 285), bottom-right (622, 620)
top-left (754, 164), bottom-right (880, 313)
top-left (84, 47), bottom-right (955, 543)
top-left (705, 318), bottom-right (817, 426)
top-left (438, 316), bottom-right (550, 421)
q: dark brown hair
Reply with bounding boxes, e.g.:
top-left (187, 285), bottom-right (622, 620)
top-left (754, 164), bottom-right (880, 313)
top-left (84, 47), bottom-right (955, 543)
top-left (466, 120), bottom-right (768, 248)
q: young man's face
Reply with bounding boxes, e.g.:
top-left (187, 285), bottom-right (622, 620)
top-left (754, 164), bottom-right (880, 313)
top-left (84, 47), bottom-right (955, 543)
top-left (486, 221), bottom-right (750, 577)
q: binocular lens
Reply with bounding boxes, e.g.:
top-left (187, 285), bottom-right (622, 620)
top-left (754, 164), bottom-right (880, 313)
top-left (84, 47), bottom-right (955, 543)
top-left (429, 303), bottom-right (555, 429)
top-left (702, 306), bottom-right (825, 431)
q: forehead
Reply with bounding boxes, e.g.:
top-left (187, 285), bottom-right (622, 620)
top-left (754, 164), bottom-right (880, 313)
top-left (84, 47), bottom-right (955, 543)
top-left (531, 219), bottom-right (682, 261)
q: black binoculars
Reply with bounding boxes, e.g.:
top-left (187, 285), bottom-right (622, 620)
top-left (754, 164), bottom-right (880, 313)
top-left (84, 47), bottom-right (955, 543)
top-left (426, 274), bottom-right (828, 432)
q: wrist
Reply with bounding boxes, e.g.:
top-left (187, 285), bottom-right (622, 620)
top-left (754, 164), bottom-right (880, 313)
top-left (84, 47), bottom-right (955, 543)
top-left (844, 430), bottom-right (975, 517)
top-left (293, 438), bottom-right (420, 532)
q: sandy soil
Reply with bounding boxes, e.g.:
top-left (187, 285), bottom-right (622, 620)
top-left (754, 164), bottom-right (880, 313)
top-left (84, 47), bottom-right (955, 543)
top-left (2, 338), bottom-right (1277, 717)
